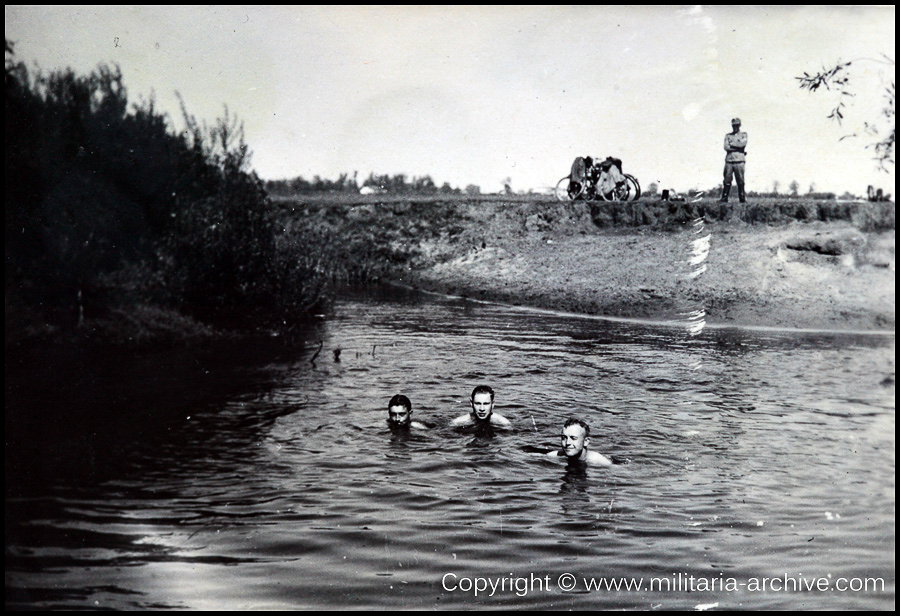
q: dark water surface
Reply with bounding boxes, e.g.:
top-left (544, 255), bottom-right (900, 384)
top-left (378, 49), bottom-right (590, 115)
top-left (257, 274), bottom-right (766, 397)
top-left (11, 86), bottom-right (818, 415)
top-left (6, 287), bottom-right (895, 609)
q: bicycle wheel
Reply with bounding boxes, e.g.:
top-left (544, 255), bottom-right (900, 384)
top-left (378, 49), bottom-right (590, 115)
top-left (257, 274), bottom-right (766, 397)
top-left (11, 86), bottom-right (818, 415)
top-left (625, 174), bottom-right (641, 200)
top-left (599, 174), bottom-right (641, 202)
top-left (583, 183), bottom-right (600, 201)
top-left (555, 177), bottom-right (571, 202)
top-left (555, 176), bottom-right (584, 202)
top-left (599, 181), bottom-right (628, 202)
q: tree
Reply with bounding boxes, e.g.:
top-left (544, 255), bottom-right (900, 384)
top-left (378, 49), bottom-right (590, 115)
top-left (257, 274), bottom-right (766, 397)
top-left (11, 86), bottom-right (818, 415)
top-left (789, 180), bottom-right (799, 197)
top-left (412, 175), bottom-right (437, 193)
top-left (5, 40), bottom-right (332, 331)
top-left (772, 180), bottom-right (780, 195)
top-left (797, 54), bottom-right (895, 170)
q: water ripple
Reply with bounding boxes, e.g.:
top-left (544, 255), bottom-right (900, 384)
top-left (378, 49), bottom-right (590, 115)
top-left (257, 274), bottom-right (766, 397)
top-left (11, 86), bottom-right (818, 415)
top-left (6, 291), bottom-right (894, 609)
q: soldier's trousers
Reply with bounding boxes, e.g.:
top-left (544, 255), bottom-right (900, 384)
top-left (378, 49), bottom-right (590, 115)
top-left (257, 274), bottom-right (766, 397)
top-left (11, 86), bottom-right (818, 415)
top-left (723, 162), bottom-right (745, 189)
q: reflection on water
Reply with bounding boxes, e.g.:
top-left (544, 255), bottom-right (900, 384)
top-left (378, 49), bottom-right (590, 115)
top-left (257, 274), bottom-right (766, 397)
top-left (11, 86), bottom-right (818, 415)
top-left (6, 286), bottom-right (895, 609)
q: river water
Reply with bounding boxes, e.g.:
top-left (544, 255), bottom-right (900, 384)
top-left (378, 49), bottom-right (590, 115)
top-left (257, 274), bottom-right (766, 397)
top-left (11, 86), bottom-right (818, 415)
top-left (5, 287), bottom-right (895, 609)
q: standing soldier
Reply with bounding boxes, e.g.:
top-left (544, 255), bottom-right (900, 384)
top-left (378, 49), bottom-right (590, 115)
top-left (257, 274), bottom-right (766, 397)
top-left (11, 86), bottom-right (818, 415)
top-left (720, 117), bottom-right (747, 203)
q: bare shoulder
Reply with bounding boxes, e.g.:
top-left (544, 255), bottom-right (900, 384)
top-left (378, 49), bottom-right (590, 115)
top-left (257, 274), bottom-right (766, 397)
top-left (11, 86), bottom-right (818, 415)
top-left (410, 421), bottom-right (429, 430)
top-left (587, 450), bottom-right (613, 466)
top-left (451, 414), bottom-right (472, 426)
top-left (546, 450), bottom-right (562, 459)
top-left (491, 414), bottom-right (512, 427)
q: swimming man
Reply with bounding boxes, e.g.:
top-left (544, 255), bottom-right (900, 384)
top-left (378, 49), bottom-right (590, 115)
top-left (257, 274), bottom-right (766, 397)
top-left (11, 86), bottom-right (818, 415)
top-left (451, 385), bottom-right (512, 428)
top-left (547, 417), bottom-right (612, 466)
top-left (387, 394), bottom-right (427, 431)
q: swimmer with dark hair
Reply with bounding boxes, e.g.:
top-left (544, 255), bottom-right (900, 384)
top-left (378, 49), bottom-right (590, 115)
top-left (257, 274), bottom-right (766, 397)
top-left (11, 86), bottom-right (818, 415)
top-left (387, 394), bottom-right (427, 430)
top-left (451, 385), bottom-right (512, 428)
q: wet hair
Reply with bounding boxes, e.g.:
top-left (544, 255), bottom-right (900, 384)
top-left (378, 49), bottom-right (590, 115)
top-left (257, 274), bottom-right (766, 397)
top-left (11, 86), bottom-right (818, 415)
top-left (470, 385), bottom-right (495, 402)
top-left (388, 394), bottom-right (412, 412)
top-left (563, 417), bottom-right (590, 438)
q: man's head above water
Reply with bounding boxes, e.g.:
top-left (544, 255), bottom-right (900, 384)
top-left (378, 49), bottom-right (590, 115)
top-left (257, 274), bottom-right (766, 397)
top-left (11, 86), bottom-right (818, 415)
top-left (469, 385), bottom-right (495, 421)
top-left (451, 385), bottom-right (511, 428)
top-left (387, 394), bottom-right (427, 430)
top-left (550, 417), bottom-right (612, 466)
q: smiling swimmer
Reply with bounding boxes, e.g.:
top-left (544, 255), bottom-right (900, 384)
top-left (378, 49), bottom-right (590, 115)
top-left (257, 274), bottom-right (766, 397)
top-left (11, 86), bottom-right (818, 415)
top-left (547, 417), bottom-right (612, 466)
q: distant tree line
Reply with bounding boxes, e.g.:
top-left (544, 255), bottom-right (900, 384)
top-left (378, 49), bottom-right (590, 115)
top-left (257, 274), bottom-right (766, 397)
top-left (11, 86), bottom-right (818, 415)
top-left (265, 172), bottom-right (465, 196)
top-left (266, 172), bottom-right (360, 195)
top-left (742, 181), bottom-right (838, 200)
top-left (646, 181), bottom-right (844, 201)
top-left (6, 40), bottom-right (331, 337)
top-left (744, 189), bottom-right (838, 200)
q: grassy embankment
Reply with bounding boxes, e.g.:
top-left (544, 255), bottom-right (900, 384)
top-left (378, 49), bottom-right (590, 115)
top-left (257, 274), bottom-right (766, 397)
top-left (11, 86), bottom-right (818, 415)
top-left (273, 193), bottom-right (895, 331)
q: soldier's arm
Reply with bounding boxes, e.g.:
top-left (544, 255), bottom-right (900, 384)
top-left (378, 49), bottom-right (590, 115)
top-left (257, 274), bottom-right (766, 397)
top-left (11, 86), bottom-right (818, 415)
top-left (725, 135), bottom-right (745, 153)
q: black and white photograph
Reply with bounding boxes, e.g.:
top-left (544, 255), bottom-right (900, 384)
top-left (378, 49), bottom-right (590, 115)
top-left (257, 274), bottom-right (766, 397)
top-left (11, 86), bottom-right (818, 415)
top-left (6, 6), bottom-right (894, 610)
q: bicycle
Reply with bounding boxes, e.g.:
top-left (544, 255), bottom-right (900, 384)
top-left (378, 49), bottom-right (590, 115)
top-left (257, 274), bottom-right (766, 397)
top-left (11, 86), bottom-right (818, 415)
top-left (555, 156), bottom-right (641, 203)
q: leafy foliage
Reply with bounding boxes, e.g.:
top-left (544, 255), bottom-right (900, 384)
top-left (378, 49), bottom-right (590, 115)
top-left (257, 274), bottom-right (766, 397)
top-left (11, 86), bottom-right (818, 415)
top-left (797, 55), bottom-right (895, 171)
top-left (5, 41), bottom-right (331, 336)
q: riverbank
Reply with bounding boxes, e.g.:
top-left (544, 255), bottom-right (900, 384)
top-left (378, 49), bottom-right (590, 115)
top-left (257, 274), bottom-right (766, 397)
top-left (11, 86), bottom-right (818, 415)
top-left (290, 195), bottom-right (894, 332)
top-left (407, 221), bottom-right (894, 332)
top-left (7, 195), bottom-right (893, 350)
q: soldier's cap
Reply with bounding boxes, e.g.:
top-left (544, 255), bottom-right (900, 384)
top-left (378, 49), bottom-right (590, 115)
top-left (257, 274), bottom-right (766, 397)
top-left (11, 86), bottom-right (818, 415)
top-left (731, 117), bottom-right (741, 125)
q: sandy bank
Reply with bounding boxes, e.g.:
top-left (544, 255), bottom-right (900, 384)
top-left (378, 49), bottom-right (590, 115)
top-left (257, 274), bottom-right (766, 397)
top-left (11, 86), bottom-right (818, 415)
top-left (391, 202), bottom-right (894, 332)
top-left (411, 225), bottom-right (894, 330)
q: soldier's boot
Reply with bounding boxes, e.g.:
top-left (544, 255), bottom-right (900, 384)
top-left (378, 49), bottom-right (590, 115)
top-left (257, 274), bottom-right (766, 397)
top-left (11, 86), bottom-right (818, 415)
top-left (718, 184), bottom-right (731, 203)
top-left (738, 185), bottom-right (746, 203)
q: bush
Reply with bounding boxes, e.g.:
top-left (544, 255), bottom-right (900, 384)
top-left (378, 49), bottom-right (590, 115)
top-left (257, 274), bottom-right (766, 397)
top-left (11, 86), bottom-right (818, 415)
top-left (5, 41), bottom-right (331, 338)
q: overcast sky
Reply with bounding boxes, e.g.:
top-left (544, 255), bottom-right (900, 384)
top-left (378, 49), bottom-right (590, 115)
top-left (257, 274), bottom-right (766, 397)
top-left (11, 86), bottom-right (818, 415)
top-left (6, 5), bottom-right (896, 195)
